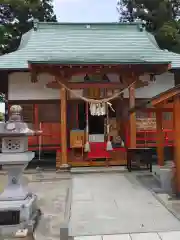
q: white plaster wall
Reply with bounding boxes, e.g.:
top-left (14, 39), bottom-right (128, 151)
top-left (8, 72), bottom-right (83, 100)
top-left (9, 72), bottom-right (58, 100)
top-left (8, 72), bottom-right (175, 100)
top-left (135, 72), bottom-right (174, 98)
top-left (70, 72), bottom-right (175, 98)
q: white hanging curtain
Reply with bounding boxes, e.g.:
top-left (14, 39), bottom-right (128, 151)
top-left (89, 102), bottom-right (106, 116)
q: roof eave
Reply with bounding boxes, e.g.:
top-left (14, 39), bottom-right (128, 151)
top-left (0, 68), bottom-right (29, 71)
top-left (28, 60), bottom-right (171, 65)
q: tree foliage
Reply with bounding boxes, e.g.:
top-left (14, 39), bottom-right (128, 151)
top-left (117, 0), bottom-right (180, 53)
top-left (0, 0), bottom-right (57, 54)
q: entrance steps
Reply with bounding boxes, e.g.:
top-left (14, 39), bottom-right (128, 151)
top-left (70, 166), bottom-right (126, 174)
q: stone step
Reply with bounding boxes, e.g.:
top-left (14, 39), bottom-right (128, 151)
top-left (70, 166), bottom-right (126, 174)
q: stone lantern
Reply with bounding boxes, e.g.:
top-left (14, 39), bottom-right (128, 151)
top-left (0, 105), bottom-right (42, 237)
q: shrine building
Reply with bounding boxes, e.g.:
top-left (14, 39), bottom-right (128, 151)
top-left (0, 21), bottom-right (179, 169)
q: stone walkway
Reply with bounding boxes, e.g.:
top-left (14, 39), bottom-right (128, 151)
top-left (74, 231), bottom-right (180, 239)
top-left (69, 173), bottom-right (180, 237)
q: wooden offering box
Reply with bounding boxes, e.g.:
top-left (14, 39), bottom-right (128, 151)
top-left (70, 130), bottom-right (85, 148)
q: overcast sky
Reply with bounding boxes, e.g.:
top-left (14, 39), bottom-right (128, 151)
top-left (53, 0), bottom-right (118, 22)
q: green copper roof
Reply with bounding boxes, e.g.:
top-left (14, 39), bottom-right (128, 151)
top-left (166, 51), bottom-right (180, 69)
top-left (0, 22), bottom-right (176, 70)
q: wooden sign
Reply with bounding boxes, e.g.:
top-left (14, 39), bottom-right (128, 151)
top-left (136, 118), bottom-right (156, 130)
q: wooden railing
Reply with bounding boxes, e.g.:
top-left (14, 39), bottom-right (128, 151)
top-left (136, 129), bottom-right (173, 147)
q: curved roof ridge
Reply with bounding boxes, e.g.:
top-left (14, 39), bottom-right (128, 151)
top-left (140, 31), bottom-right (180, 69)
top-left (17, 29), bottom-right (33, 50)
top-left (142, 30), bottom-right (166, 53)
top-left (145, 32), bottom-right (160, 50)
top-left (37, 21), bottom-right (141, 26)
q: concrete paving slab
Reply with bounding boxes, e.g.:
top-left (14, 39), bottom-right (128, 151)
top-left (69, 173), bottom-right (180, 237)
top-left (103, 234), bottom-right (131, 239)
top-left (158, 231), bottom-right (180, 240)
top-left (73, 232), bottom-right (180, 240)
top-left (130, 233), bottom-right (160, 240)
top-left (73, 191), bottom-right (93, 201)
top-left (75, 236), bottom-right (102, 240)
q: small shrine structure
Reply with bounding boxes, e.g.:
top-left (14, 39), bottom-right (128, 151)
top-left (0, 21), bottom-right (179, 168)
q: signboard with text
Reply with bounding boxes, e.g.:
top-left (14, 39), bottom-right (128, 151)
top-left (136, 118), bottom-right (156, 130)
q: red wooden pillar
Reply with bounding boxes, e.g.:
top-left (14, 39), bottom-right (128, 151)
top-left (59, 87), bottom-right (68, 169)
top-left (34, 104), bottom-right (39, 129)
top-left (129, 83), bottom-right (136, 148)
top-left (34, 104), bottom-right (39, 145)
top-left (156, 109), bottom-right (164, 166)
top-left (173, 96), bottom-right (180, 196)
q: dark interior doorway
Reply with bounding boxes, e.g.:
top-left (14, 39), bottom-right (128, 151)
top-left (78, 102), bottom-right (86, 130)
top-left (89, 114), bottom-right (104, 134)
top-left (78, 102), bottom-right (105, 134)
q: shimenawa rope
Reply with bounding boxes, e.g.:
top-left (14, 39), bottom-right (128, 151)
top-left (56, 78), bottom-right (137, 105)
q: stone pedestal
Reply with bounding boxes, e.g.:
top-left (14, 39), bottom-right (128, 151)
top-left (152, 162), bottom-right (173, 195)
top-left (159, 168), bottom-right (172, 194)
top-left (0, 152), bottom-right (34, 201)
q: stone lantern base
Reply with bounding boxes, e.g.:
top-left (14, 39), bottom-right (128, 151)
top-left (0, 152), bottom-right (41, 237)
top-left (0, 194), bottom-right (41, 237)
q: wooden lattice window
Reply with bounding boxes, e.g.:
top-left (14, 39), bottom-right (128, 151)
top-left (38, 103), bottom-right (60, 122)
top-left (163, 112), bottom-right (172, 121)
